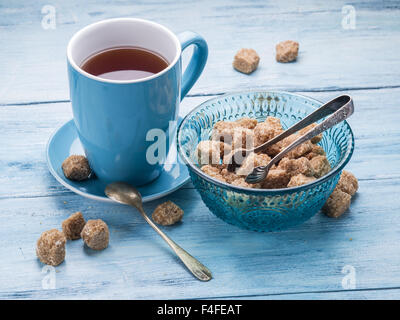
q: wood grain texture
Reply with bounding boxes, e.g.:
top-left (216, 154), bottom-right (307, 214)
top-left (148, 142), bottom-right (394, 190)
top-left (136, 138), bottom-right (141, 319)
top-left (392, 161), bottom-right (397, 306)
top-left (1, 0), bottom-right (400, 300)
top-left (1, 0), bottom-right (400, 104)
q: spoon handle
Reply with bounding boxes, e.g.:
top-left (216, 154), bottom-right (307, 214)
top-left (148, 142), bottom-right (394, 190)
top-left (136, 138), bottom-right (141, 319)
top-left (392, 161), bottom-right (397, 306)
top-left (137, 207), bottom-right (212, 281)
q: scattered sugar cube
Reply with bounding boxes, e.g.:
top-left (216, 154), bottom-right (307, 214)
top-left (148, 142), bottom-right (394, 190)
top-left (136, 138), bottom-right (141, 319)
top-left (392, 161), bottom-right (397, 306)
top-left (322, 170), bottom-right (358, 218)
top-left (62, 155), bottom-right (91, 181)
top-left (336, 170), bottom-right (359, 196)
top-left (36, 229), bottom-right (66, 266)
top-left (152, 201), bottom-right (184, 226)
top-left (233, 48), bottom-right (260, 74)
top-left (62, 211), bottom-right (86, 240)
top-left (81, 219), bottom-right (109, 250)
top-left (276, 40), bottom-right (299, 63)
top-left (322, 188), bottom-right (352, 218)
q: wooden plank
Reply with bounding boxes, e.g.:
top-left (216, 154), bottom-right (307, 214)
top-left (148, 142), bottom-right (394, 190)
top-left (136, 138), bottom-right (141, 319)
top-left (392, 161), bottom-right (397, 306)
top-left (0, 177), bottom-right (399, 299)
top-left (1, 0), bottom-right (400, 104)
top-left (219, 288), bottom-right (400, 300)
top-left (1, 88), bottom-right (400, 199)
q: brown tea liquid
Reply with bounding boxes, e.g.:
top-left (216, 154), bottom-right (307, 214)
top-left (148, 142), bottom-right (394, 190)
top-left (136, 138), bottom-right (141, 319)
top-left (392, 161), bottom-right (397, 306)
top-left (80, 46), bottom-right (169, 80)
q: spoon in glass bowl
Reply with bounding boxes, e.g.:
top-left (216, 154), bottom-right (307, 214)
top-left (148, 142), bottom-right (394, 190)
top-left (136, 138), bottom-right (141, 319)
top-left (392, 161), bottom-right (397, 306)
top-left (105, 182), bottom-right (212, 282)
top-left (242, 94), bottom-right (354, 184)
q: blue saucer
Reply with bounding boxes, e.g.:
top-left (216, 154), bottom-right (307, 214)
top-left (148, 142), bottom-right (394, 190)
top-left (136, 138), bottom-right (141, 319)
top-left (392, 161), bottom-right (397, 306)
top-left (46, 120), bottom-right (190, 203)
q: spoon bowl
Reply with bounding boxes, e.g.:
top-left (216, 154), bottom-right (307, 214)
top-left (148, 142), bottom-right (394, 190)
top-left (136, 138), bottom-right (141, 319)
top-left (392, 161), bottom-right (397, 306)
top-left (105, 182), bottom-right (142, 207)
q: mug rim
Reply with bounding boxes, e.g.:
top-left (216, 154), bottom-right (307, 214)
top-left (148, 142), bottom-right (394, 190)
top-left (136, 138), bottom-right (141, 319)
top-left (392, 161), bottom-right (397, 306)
top-left (67, 17), bottom-right (182, 84)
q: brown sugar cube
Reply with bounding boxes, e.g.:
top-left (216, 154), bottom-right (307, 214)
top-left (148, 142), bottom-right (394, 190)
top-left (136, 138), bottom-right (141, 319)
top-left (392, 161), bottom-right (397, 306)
top-left (279, 135), bottom-right (313, 159)
top-left (81, 219), bottom-right (109, 250)
top-left (255, 153), bottom-right (272, 165)
top-left (254, 117), bottom-right (284, 148)
top-left (212, 120), bottom-right (255, 149)
top-left (221, 168), bottom-right (240, 184)
top-left (305, 144), bottom-right (326, 160)
top-left (233, 48), bottom-right (260, 74)
top-left (264, 142), bottom-right (282, 157)
top-left (62, 211), bottom-right (86, 240)
top-left (231, 127), bottom-right (255, 150)
top-left (236, 152), bottom-right (271, 176)
top-left (261, 169), bottom-right (291, 189)
top-left (211, 121), bottom-right (235, 140)
top-left (201, 164), bottom-right (226, 182)
top-left (310, 155), bottom-right (331, 178)
top-left (287, 141), bottom-right (313, 159)
top-left (288, 174), bottom-right (316, 187)
top-left (231, 177), bottom-right (262, 189)
top-left (298, 123), bottom-right (323, 144)
top-left (62, 155), bottom-right (91, 181)
top-left (215, 128), bottom-right (254, 151)
top-left (196, 140), bottom-right (228, 166)
top-left (278, 157), bottom-right (314, 177)
top-left (264, 116), bottom-right (283, 130)
top-left (336, 170), bottom-right (358, 196)
top-left (276, 40), bottom-right (299, 63)
top-left (311, 144), bottom-right (325, 155)
top-left (152, 201), bottom-right (184, 226)
top-left (235, 117), bottom-right (258, 130)
top-left (322, 187), bottom-right (351, 218)
top-left (211, 121), bottom-right (235, 143)
top-left (36, 229), bottom-right (66, 266)
top-left (201, 164), bottom-right (221, 176)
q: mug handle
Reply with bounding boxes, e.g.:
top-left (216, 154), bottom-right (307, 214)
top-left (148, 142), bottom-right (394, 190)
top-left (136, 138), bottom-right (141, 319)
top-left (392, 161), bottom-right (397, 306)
top-left (177, 31), bottom-right (208, 100)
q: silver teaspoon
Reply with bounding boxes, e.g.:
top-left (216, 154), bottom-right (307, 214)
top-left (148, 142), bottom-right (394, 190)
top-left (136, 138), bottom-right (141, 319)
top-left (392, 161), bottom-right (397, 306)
top-left (245, 94), bottom-right (354, 184)
top-left (105, 182), bottom-right (212, 282)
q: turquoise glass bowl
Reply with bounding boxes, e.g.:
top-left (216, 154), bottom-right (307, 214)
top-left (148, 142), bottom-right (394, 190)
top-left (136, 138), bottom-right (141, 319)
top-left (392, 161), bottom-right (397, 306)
top-left (177, 91), bottom-right (355, 232)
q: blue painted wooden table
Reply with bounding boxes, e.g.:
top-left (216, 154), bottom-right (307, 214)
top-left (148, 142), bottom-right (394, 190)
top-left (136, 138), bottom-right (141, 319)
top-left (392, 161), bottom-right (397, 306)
top-left (1, 0), bottom-right (400, 299)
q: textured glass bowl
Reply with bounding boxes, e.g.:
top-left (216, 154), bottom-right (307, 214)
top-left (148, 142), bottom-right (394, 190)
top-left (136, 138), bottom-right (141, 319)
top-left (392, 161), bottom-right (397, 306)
top-left (177, 91), bottom-right (354, 232)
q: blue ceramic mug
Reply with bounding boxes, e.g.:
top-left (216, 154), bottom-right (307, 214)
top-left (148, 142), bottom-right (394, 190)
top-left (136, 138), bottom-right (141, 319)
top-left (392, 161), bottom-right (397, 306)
top-left (67, 18), bottom-right (208, 186)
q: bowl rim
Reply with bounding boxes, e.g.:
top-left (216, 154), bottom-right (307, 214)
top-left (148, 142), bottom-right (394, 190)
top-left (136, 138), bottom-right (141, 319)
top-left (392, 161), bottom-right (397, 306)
top-left (177, 90), bottom-right (355, 195)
